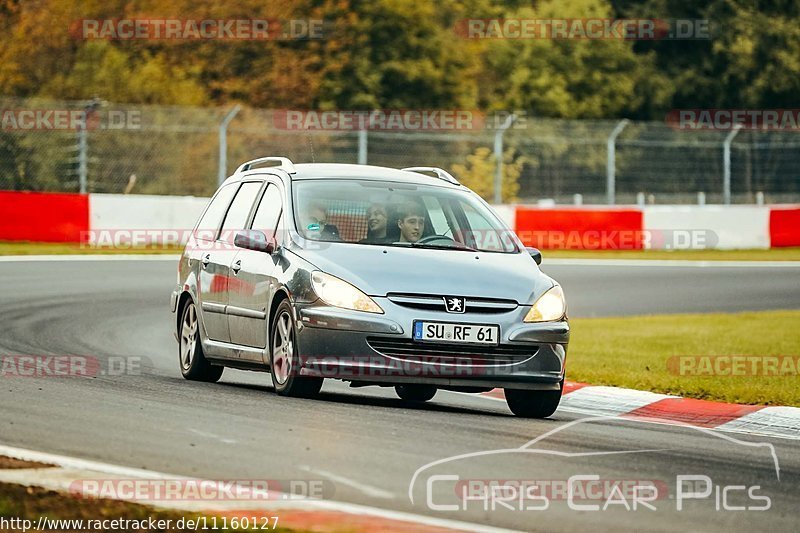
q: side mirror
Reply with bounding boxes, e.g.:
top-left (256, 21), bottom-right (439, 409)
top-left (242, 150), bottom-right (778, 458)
top-left (526, 246), bottom-right (542, 265)
top-left (234, 230), bottom-right (277, 254)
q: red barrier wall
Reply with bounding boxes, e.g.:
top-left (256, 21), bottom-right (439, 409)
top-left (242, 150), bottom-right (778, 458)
top-left (769, 207), bottom-right (800, 248)
top-left (515, 208), bottom-right (644, 249)
top-left (0, 192), bottom-right (792, 249)
top-left (0, 190), bottom-right (89, 242)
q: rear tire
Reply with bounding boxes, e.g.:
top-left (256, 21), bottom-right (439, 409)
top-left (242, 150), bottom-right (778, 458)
top-left (395, 384), bottom-right (437, 402)
top-left (179, 299), bottom-right (224, 383)
top-left (270, 300), bottom-right (323, 398)
top-left (505, 386), bottom-right (562, 418)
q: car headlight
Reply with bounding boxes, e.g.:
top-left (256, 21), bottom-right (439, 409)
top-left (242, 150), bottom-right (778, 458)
top-left (311, 271), bottom-right (384, 314)
top-left (523, 285), bottom-right (566, 322)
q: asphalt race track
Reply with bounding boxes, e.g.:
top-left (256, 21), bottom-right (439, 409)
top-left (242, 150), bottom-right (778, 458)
top-left (1, 258), bottom-right (799, 532)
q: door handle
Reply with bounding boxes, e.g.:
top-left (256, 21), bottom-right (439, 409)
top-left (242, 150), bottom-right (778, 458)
top-left (201, 254), bottom-right (211, 269)
top-left (232, 260), bottom-right (242, 275)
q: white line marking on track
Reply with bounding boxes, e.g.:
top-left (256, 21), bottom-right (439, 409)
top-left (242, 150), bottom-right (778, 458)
top-left (298, 465), bottom-right (395, 500)
top-left (0, 444), bottom-right (177, 479)
top-left (188, 428), bottom-right (238, 445)
top-left (0, 444), bottom-right (514, 533)
top-left (0, 255), bottom-right (179, 262)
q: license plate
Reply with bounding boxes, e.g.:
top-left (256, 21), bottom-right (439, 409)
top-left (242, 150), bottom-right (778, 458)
top-left (413, 321), bottom-right (500, 345)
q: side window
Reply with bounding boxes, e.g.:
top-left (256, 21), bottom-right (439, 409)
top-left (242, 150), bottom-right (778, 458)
top-left (195, 184), bottom-right (237, 241)
top-left (460, 200), bottom-right (513, 252)
top-left (251, 183), bottom-right (283, 241)
top-left (462, 201), bottom-right (496, 231)
top-left (220, 182), bottom-right (263, 243)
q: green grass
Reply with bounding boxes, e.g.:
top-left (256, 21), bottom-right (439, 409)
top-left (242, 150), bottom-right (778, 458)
top-left (568, 310), bottom-right (800, 406)
top-left (0, 241), bottom-right (181, 255)
top-left (543, 248), bottom-right (800, 261)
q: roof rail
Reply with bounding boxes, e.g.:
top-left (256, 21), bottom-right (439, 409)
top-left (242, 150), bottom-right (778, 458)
top-left (236, 157), bottom-right (296, 175)
top-left (401, 167), bottom-right (460, 185)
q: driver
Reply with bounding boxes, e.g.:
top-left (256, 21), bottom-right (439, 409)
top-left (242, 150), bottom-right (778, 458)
top-left (299, 201), bottom-right (340, 241)
top-left (396, 203), bottom-right (426, 243)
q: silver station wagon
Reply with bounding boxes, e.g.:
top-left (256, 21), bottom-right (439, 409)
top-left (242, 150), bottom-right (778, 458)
top-left (170, 157), bottom-right (569, 418)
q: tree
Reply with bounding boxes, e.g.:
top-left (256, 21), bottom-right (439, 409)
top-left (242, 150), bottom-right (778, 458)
top-left (1, 0), bottom-right (798, 117)
top-left (617, 0), bottom-right (800, 112)
top-left (312, 0), bottom-right (485, 110)
top-left (478, 0), bottom-right (672, 118)
top-left (451, 146), bottom-right (523, 202)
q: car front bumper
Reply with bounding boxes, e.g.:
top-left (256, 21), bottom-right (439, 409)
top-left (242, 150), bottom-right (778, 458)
top-left (294, 300), bottom-right (569, 391)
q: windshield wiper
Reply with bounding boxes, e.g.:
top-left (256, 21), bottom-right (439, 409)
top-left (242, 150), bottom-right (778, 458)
top-left (409, 241), bottom-right (478, 252)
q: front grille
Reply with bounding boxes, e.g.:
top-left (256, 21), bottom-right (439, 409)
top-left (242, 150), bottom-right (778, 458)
top-left (386, 293), bottom-right (518, 314)
top-left (367, 337), bottom-right (537, 366)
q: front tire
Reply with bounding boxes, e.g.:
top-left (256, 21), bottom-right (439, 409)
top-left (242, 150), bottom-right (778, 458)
top-left (395, 384), bottom-right (437, 402)
top-left (505, 386), bottom-right (562, 418)
top-left (179, 299), bottom-right (223, 382)
top-left (269, 300), bottom-right (323, 398)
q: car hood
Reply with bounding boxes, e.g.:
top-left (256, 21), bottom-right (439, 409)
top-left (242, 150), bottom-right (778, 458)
top-left (294, 242), bottom-right (554, 304)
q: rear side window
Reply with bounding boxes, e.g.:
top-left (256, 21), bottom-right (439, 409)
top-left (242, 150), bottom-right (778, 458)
top-left (251, 183), bottom-right (283, 241)
top-left (220, 182), bottom-right (263, 243)
top-left (195, 184), bottom-right (237, 241)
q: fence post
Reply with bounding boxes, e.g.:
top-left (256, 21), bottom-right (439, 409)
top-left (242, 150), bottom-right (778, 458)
top-left (358, 129), bottom-right (368, 164)
top-left (77, 99), bottom-right (101, 194)
top-left (218, 104), bottom-right (242, 186)
top-left (606, 119), bottom-right (629, 205)
top-left (77, 114), bottom-right (88, 194)
top-left (494, 114), bottom-right (517, 204)
top-left (723, 124), bottom-right (743, 205)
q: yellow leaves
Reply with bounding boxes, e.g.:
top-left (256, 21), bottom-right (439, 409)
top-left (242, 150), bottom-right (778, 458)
top-left (451, 146), bottom-right (523, 202)
top-left (0, 0), bottom-right (796, 116)
top-left (40, 42), bottom-right (207, 105)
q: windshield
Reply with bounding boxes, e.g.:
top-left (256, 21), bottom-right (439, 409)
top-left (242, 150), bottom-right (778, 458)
top-left (292, 179), bottom-right (518, 253)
